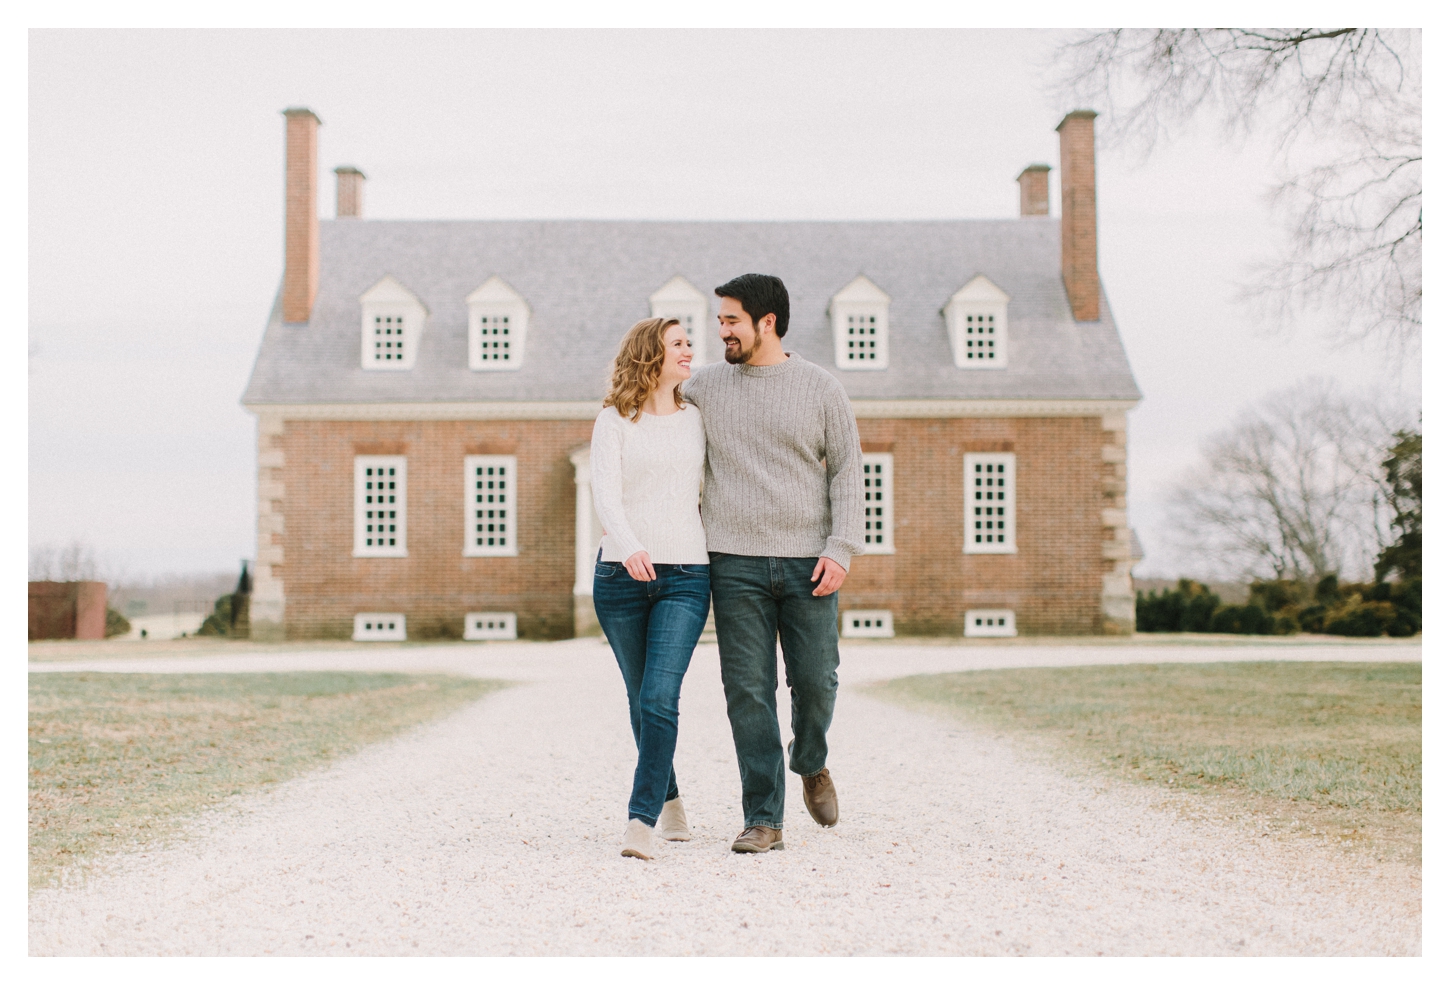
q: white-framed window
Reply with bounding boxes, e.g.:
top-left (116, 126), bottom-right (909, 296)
top-left (464, 455), bottom-right (518, 556)
top-left (359, 275), bottom-right (426, 371)
top-left (944, 275), bottom-right (1009, 369)
top-left (464, 612), bottom-right (518, 640)
top-left (650, 275), bottom-right (710, 365)
top-left (964, 453), bottom-right (1015, 554)
top-left (830, 275), bottom-right (890, 370)
top-left (354, 613), bottom-right (406, 641)
top-left (965, 610), bottom-right (1016, 637)
top-left (466, 276), bottom-right (530, 371)
top-left (842, 610), bottom-right (894, 638)
top-left (862, 453), bottom-right (894, 553)
top-left (354, 456), bottom-right (407, 557)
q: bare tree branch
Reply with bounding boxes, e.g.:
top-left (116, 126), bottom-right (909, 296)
top-left (1053, 28), bottom-right (1421, 346)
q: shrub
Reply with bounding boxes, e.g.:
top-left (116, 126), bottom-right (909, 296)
top-left (1323, 599), bottom-right (1397, 637)
top-left (104, 608), bottom-right (131, 638)
top-left (1210, 603), bottom-right (1275, 635)
top-left (1136, 579), bottom-right (1222, 632)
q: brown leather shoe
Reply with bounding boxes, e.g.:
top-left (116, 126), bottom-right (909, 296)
top-left (802, 767), bottom-right (838, 827)
top-left (730, 826), bottom-right (784, 853)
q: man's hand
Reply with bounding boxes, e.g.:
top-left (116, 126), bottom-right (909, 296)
top-left (810, 557), bottom-right (847, 596)
top-left (624, 550), bottom-right (657, 582)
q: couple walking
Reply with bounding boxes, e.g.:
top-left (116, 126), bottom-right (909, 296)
top-left (590, 273), bottom-right (866, 859)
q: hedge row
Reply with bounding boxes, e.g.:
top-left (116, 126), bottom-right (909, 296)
top-left (1136, 576), bottom-right (1420, 637)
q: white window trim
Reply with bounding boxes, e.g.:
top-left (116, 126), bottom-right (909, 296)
top-left (354, 613), bottom-right (406, 641)
top-left (466, 276), bottom-right (530, 371)
top-left (359, 275), bottom-right (427, 371)
top-left (861, 452), bottom-right (894, 554)
top-left (944, 275), bottom-right (1009, 369)
top-left (965, 609), bottom-right (1016, 637)
top-left (830, 275), bottom-right (890, 370)
top-left (464, 455), bottom-right (519, 557)
top-left (354, 456), bottom-right (407, 557)
top-left (464, 612), bottom-right (518, 640)
top-left (964, 453), bottom-right (1016, 554)
top-left (649, 275), bottom-right (712, 365)
top-left (842, 610), bottom-right (894, 638)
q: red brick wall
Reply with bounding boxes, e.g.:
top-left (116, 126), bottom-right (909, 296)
top-left (1057, 110), bottom-right (1099, 322)
top-left (273, 414), bottom-right (1110, 639)
top-left (845, 416), bottom-right (1109, 635)
top-left (278, 418), bottom-right (592, 640)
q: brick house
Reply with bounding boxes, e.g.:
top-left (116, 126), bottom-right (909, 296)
top-left (242, 107), bottom-right (1141, 642)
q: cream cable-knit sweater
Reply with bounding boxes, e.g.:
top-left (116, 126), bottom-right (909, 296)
top-left (589, 404), bottom-right (709, 564)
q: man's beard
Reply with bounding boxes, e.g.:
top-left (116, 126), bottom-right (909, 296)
top-left (723, 333), bottom-right (759, 365)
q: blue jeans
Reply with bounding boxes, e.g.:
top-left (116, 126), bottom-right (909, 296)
top-left (593, 557), bottom-right (712, 826)
top-left (708, 553), bottom-right (840, 830)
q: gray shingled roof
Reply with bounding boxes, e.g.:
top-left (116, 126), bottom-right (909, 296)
top-left (241, 219), bottom-right (1141, 406)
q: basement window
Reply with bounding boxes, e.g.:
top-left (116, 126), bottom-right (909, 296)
top-left (464, 612), bottom-right (518, 640)
top-left (464, 455), bottom-right (518, 557)
top-left (965, 610), bottom-right (1016, 637)
top-left (354, 456), bottom-right (407, 557)
top-left (841, 610), bottom-right (894, 638)
top-left (964, 453), bottom-right (1015, 554)
top-left (862, 453), bottom-right (894, 554)
top-left (353, 613), bottom-right (406, 641)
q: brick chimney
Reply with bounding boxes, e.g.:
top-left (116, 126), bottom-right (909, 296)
top-left (1056, 110), bottom-right (1099, 321)
top-left (334, 166), bottom-right (365, 218)
top-left (1016, 164), bottom-right (1051, 217)
top-left (282, 107), bottom-right (321, 323)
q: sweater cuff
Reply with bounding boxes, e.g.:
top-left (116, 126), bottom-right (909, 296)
top-left (822, 537), bottom-right (857, 572)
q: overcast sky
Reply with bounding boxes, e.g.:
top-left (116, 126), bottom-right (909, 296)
top-left (28, 28), bottom-right (1420, 580)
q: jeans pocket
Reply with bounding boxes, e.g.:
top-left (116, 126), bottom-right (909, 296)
top-left (595, 562), bottom-right (621, 579)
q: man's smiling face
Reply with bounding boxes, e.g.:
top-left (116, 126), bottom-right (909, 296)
top-left (718, 296), bottom-right (761, 365)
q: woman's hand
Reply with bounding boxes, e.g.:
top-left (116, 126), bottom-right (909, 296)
top-left (623, 550), bottom-right (657, 582)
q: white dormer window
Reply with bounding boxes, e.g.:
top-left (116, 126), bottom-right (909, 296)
top-left (945, 275), bottom-right (1010, 369)
top-left (649, 275), bottom-right (710, 365)
top-left (830, 275), bottom-right (890, 370)
top-left (359, 276), bottom-right (426, 371)
top-left (466, 277), bottom-right (530, 371)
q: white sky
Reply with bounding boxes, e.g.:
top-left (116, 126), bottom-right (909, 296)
top-left (27, 28), bottom-right (1421, 579)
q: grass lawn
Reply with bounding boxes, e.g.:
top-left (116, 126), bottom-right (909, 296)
top-left (29, 671), bottom-right (507, 889)
top-left (872, 661), bottom-right (1420, 860)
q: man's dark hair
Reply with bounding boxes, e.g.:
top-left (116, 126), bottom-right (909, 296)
top-left (714, 273), bottom-right (790, 339)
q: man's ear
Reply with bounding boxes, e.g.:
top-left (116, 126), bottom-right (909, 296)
top-left (758, 312), bottom-right (777, 337)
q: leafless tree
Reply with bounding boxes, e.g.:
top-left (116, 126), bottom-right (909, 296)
top-left (1168, 378), bottom-right (1408, 582)
top-left (1053, 29), bottom-right (1421, 345)
top-left (28, 539), bottom-right (123, 586)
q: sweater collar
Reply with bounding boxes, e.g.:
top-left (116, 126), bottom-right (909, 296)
top-left (735, 352), bottom-right (798, 378)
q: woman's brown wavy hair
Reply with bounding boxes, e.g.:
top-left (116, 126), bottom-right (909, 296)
top-left (603, 317), bottom-right (685, 422)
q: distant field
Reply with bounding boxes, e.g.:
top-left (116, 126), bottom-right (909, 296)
top-left (872, 661), bottom-right (1421, 861)
top-left (29, 672), bottom-right (507, 889)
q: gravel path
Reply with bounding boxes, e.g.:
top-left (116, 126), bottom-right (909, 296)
top-left (29, 640), bottom-right (1421, 956)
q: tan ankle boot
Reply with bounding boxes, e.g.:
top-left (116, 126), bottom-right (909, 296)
top-left (658, 798), bottom-right (691, 841)
top-left (621, 818), bottom-right (654, 859)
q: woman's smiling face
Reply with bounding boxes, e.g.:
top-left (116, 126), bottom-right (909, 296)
top-left (657, 322), bottom-right (693, 388)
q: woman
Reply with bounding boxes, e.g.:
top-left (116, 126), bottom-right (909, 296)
top-left (591, 316), bottom-right (710, 860)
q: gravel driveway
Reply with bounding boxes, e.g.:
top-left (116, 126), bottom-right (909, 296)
top-left (29, 639), bottom-right (1421, 956)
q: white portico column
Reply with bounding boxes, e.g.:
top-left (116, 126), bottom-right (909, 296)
top-left (569, 445), bottom-right (603, 637)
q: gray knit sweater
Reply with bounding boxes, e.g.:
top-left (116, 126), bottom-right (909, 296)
top-left (682, 353), bottom-right (865, 570)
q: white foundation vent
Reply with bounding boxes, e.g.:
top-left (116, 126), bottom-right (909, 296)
top-left (464, 612), bottom-right (518, 640)
top-left (842, 610), bottom-right (894, 638)
top-left (353, 613), bottom-right (406, 641)
top-left (965, 610), bottom-right (1016, 638)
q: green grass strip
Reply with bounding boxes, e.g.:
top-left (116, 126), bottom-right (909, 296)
top-left (872, 661), bottom-right (1420, 857)
top-left (29, 671), bottom-right (507, 890)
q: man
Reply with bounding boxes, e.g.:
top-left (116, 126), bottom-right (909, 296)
top-left (681, 273), bottom-right (865, 854)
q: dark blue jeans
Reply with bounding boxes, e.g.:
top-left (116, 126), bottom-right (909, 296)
top-left (593, 557), bottom-right (712, 826)
top-left (708, 553), bottom-right (840, 830)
